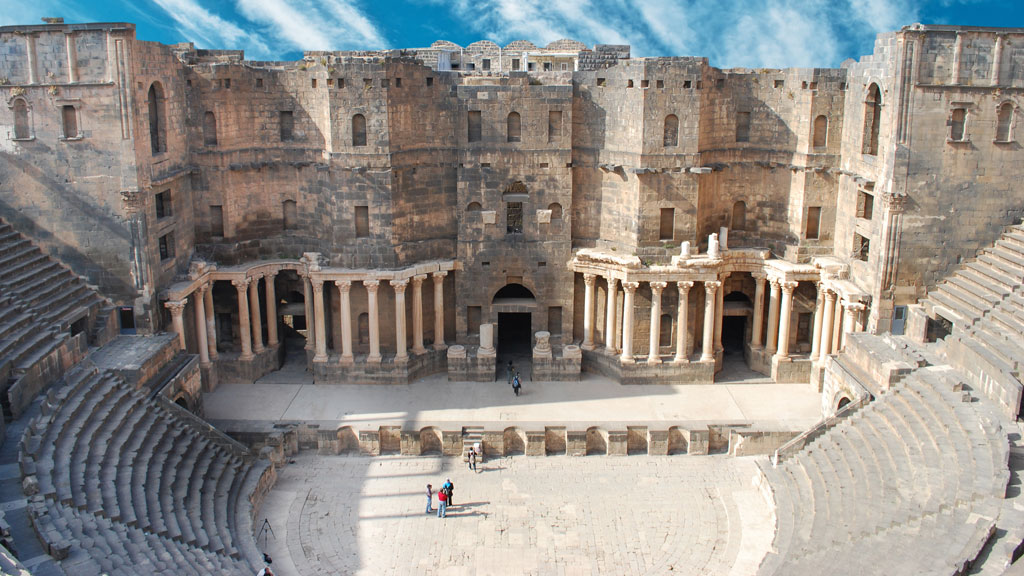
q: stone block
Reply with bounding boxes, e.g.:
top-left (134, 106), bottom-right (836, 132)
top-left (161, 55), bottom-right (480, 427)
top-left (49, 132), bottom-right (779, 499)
top-left (566, 431), bottom-right (587, 456)
top-left (607, 431), bottom-right (628, 456)
top-left (684, 428), bottom-right (709, 455)
top-left (648, 430), bottom-right (669, 455)
top-left (525, 431), bottom-right (546, 456)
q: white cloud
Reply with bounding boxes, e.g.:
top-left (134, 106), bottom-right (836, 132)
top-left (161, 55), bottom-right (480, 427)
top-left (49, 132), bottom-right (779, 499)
top-left (849, 0), bottom-right (919, 34)
top-left (234, 0), bottom-right (387, 52)
top-left (150, 0), bottom-right (270, 57)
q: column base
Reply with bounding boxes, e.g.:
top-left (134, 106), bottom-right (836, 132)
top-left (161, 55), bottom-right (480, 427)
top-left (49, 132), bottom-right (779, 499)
top-left (395, 354), bottom-right (409, 364)
top-left (313, 353), bottom-right (328, 363)
top-left (620, 355), bottom-right (635, 364)
top-left (582, 342), bottom-right (596, 351)
top-left (432, 343), bottom-right (447, 351)
top-left (239, 353), bottom-right (254, 361)
top-left (604, 347), bottom-right (618, 355)
top-left (253, 346), bottom-right (266, 355)
top-left (412, 346), bottom-right (427, 355)
top-left (340, 354), bottom-right (354, 366)
top-left (368, 354), bottom-right (382, 363)
top-left (775, 355), bottom-right (792, 363)
top-left (268, 339), bottom-right (279, 348)
top-left (672, 357), bottom-right (690, 364)
top-left (699, 354), bottom-right (714, 363)
top-left (647, 356), bottom-right (662, 365)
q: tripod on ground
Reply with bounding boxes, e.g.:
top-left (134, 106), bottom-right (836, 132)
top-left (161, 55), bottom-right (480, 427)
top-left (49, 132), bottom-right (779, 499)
top-left (257, 518), bottom-right (276, 551)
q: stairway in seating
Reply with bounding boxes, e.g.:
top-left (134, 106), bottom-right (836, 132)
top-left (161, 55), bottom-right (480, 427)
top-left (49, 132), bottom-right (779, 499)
top-left (463, 425), bottom-right (484, 461)
top-left (757, 364), bottom-right (1014, 575)
top-left (19, 362), bottom-right (268, 575)
top-left (0, 218), bottom-right (109, 418)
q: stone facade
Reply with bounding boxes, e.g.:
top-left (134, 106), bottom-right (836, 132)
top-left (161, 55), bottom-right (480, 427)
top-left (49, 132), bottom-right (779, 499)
top-left (2, 21), bottom-right (1023, 385)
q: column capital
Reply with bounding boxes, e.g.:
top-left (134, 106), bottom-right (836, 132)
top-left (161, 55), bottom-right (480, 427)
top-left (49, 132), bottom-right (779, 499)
top-left (431, 271), bottom-right (448, 282)
top-left (365, 279), bottom-right (380, 292)
top-left (824, 290), bottom-right (837, 303)
top-left (164, 299), bottom-right (187, 314)
top-left (780, 280), bottom-right (799, 293)
top-left (335, 279), bottom-right (352, 292)
top-left (845, 301), bottom-right (867, 312)
top-left (649, 281), bottom-right (667, 294)
top-left (704, 280), bottom-right (721, 295)
top-left (752, 272), bottom-right (767, 281)
top-left (311, 278), bottom-right (324, 294)
top-left (195, 283), bottom-right (207, 298)
top-left (622, 281), bottom-right (639, 294)
top-left (231, 278), bottom-right (250, 290)
top-left (769, 278), bottom-right (781, 289)
top-left (412, 274), bottom-right (427, 286)
top-left (249, 271), bottom-right (264, 281)
top-left (583, 273), bottom-right (597, 286)
top-left (676, 280), bottom-right (694, 292)
top-left (390, 278), bottom-right (409, 293)
top-left (264, 270), bottom-right (277, 280)
top-left (606, 275), bottom-right (618, 287)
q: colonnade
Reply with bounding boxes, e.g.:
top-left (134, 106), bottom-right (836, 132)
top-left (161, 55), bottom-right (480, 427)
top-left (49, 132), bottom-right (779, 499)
top-left (164, 279), bottom-right (225, 367)
top-left (576, 271), bottom-right (866, 366)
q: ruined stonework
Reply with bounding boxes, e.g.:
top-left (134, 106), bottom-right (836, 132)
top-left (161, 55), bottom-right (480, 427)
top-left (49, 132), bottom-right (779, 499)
top-left (2, 22), bottom-right (1024, 386)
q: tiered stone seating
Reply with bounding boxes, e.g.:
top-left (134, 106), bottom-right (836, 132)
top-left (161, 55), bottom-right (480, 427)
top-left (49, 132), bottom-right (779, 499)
top-left (0, 219), bottom-right (109, 418)
top-left (758, 366), bottom-right (1008, 575)
top-left (925, 224), bottom-right (1024, 327)
top-left (19, 364), bottom-right (267, 575)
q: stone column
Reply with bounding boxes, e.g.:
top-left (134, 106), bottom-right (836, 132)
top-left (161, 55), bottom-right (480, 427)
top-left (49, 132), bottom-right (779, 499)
top-left (604, 277), bottom-right (618, 354)
top-left (765, 280), bottom-right (781, 354)
top-left (674, 281), bottom-right (693, 363)
top-left (432, 271), bottom-right (447, 350)
top-left (819, 291), bottom-right (836, 362)
top-left (303, 276), bottom-right (314, 352)
top-left (701, 281), bottom-right (720, 362)
top-left (165, 299), bottom-right (187, 351)
top-left (335, 280), bottom-right (354, 364)
top-left (366, 280), bottom-right (382, 362)
top-left (648, 282), bottom-right (666, 364)
top-left (265, 273), bottom-right (279, 347)
top-left (810, 284), bottom-right (825, 359)
top-left (65, 32), bottom-right (78, 84)
top-left (25, 34), bottom-right (38, 85)
top-left (312, 279), bottom-right (328, 363)
top-left (582, 273), bottom-right (597, 350)
top-left (232, 279), bottom-right (253, 360)
top-left (193, 287), bottom-right (210, 366)
top-left (203, 284), bottom-right (218, 360)
top-left (411, 275), bottom-right (427, 354)
top-left (714, 273), bottom-right (728, 352)
top-left (391, 279), bottom-right (409, 362)
top-left (776, 281), bottom-right (798, 360)
top-left (248, 274), bottom-right (265, 353)
top-left (620, 282), bottom-right (638, 363)
top-left (832, 297), bottom-right (844, 354)
top-left (751, 274), bottom-right (766, 349)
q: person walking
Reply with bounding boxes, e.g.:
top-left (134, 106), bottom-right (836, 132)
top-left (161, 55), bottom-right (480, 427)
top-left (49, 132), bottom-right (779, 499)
top-left (468, 448), bottom-right (477, 472)
top-left (425, 484), bottom-right (433, 514)
top-left (512, 372), bottom-right (521, 396)
top-left (437, 486), bottom-right (447, 518)
top-left (507, 360), bottom-right (515, 385)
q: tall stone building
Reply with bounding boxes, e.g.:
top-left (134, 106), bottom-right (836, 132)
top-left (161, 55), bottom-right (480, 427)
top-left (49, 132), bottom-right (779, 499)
top-left (1, 21), bottom-right (1022, 388)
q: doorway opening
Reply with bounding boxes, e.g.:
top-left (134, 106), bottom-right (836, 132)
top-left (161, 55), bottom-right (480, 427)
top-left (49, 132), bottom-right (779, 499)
top-left (498, 312), bottom-right (532, 380)
top-left (722, 291), bottom-right (752, 356)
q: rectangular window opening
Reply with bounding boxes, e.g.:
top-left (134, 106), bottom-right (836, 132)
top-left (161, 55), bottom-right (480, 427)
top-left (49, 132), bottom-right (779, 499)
top-left (683, 80), bottom-right (692, 89)
top-left (736, 111), bottom-right (751, 142)
top-left (512, 59), bottom-right (520, 71)
top-left (856, 191), bottom-right (874, 220)
top-left (548, 110), bottom-right (562, 143)
top-left (506, 202), bottom-right (524, 234)
top-left (210, 205), bottom-right (224, 237)
top-left (158, 232), bottom-right (175, 261)
top-left (155, 190), bottom-right (172, 219)
top-left (426, 77), bottom-right (434, 86)
top-left (355, 206), bottom-right (369, 238)
top-left (659, 208), bottom-right (675, 241)
top-left (854, 233), bottom-right (870, 261)
top-left (279, 111), bottom-right (294, 141)
top-left (482, 59), bottom-right (491, 71)
top-left (806, 206), bottom-right (821, 239)
top-left (468, 111), bottom-right (482, 143)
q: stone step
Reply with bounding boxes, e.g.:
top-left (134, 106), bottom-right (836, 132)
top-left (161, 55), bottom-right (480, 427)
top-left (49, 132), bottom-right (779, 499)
top-left (946, 274), bottom-right (1003, 306)
top-left (0, 242), bottom-right (36, 266)
top-left (996, 235), bottom-right (1024, 259)
top-left (932, 282), bottom-right (988, 320)
top-left (5, 261), bottom-right (61, 292)
top-left (964, 261), bottom-right (1018, 293)
top-left (925, 290), bottom-right (971, 325)
top-left (977, 253), bottom-right (1024, 282)
top-left (1, 252), bottom-right (49, 279)
top-left (988, 245), bottom-right (1024, 273)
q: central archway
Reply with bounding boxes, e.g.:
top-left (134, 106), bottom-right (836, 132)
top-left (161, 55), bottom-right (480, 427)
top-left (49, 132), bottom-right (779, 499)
top-left (493, 283), bottom-right (535, 380)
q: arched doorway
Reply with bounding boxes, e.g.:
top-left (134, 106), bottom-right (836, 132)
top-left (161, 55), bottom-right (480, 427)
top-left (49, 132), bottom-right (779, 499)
top-left (837, 396), bottom-right (852, 410)
top-left (493, 283), bottom-right (535, 380)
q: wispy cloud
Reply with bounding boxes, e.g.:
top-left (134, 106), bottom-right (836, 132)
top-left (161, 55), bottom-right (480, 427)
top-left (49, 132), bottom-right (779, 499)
top-left (426, 0), bottom-right (922, 68)
top-left (150, 0), bottom-right (270, 57)
top-left (234, 0), bottom-right (387, 52)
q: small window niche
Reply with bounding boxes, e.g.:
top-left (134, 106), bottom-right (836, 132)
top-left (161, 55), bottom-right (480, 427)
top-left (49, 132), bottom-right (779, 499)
top-left (12, 98), bottom-right (32, 140)
top-left (996, 102), bottom-right (1014, 143)
top-left (507, 111), bottom-right (521, 143)
top-left (61, 104), bottom-right (80, 139)
top-left (468, 111), bottom-right (482, 143)
top-left (548, 110), bottom-right (562, 143)
top-left (155, 190), bottom-right (172, 220)
top-left (279, 111), bottom-right (294, 141)
top-left (659, 208), bottom-right (675, 241)
top-left (158, 232), bottom-right (175, 261)
top-left (547, 306), bottom-right (562, 335)
top-left (806, 206), bottom-right (821, 240)
top-left (663, 114), bottom-right (679, 147)
top-left (732, 201), bottom-right (746, 231)
top-left (735, 111), bottom-right (751, 143)
top-left (203, 111), bottom-right (217, 146)
top-left (283, 199), bottom-right (297, 230)
top-left (506, 202), bottom-right (524, 234)
top-left (355, 206), bottom-right (369, 238)
top-left (210, 205), bottom-right (224, 237)
top-left (352, 114), bottom-right (367, 147)
top-left (856, 188), bottom-right (874, 220)
top-left (948, 107), bottom-right (968, 142)
top-left (853, 233), bottom-right (870, 261)
top-left (812, 115), bottom-right (828, 149)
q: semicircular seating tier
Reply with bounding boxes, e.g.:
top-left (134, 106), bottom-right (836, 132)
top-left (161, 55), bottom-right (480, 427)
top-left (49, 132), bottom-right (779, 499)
top-left (18, 362), bottom-right (270, 575)
top-left (756, 365), bottom-right (1011, 575)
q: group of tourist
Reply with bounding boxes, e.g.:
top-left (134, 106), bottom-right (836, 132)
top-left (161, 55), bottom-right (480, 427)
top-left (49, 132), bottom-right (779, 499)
top-left (426, 479), bottom-right (456, 518)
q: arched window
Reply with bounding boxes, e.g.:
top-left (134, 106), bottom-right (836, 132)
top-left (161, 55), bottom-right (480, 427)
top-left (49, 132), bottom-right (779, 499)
top-left (148, 82), bottom-right (165, 154)
top-left (466, 202), bottom-right (482, 212)
top-left (203, 111), bottom-right (217, 146)
top-left (61, 105), bottom-right (78, 139)
top-left (862, 83), bottom-right (880, 156)
top-left (663, 114), bottom-right (678, 147)
top-left (812, 115), bottom-right (828, 148)
top-left (732, 201), bottom-right (746, 231)
top-left (997, 102), bottom-right (1014, 142)
top-left (548, 202), bottom-right (562, 220)
top-left (352, 114), bottom-right (367, 146)
top-left (12, 98), bottom-right (30, 139)
top-left (507, 111), bottom-right (521, 142)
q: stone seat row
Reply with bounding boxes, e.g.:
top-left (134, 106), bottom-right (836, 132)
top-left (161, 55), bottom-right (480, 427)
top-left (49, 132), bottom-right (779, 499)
top-left (757, 367), bottom-right (1008, 575)
top-left (19, 363), bottom-right (265, 573)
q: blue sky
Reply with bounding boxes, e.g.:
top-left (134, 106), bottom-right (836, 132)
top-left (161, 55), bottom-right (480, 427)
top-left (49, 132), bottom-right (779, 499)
top-left (0, 0), bottom-right (1016, 68)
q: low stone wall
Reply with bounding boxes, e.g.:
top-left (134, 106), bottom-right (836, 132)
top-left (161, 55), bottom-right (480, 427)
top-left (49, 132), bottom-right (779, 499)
top-left (582, 348), bottom-right (715, 385)
top-left (220, 421), bottom-right (794, 459)
top-left (446, 345), bottom-right (496, 382)
top-left (770, 357), bottom-right (813, 384)
top-left (215, 345), bottom-right (281, 383)
top-left (533, 345), bottom-right (582, 381)
top-left (947, 334), bottom-right (1023, 419)
top-left (312, 348), bottom-right (447, 384)
top-left (7, 331), bottom-right (86, 420)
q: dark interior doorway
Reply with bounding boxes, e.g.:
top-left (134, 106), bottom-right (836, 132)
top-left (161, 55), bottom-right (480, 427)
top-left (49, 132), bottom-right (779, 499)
top-left (498, 312), bottom-right (532, 380)
top-left (722, 316), bottom-right (747, 354)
